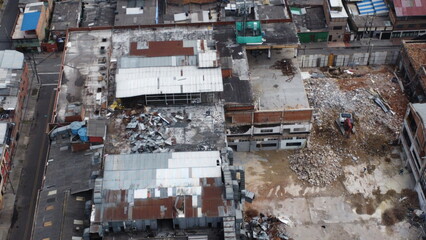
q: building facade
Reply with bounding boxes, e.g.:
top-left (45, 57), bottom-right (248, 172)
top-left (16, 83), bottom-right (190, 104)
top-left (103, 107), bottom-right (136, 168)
top-left (400, 103), bottom-right (426, 211)
top-left (324, 0), bottom-right (349, 42)
top-left (0, 50), bottom-right (29, 209)
top-left (398, 40), bottom-right (426, 102)
top-left (387, 0), bottom-right (426, 39)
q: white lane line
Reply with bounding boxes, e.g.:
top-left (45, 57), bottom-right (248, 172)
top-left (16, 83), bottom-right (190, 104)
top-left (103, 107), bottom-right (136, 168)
top-left (37, 72), bottom-right (60, 75)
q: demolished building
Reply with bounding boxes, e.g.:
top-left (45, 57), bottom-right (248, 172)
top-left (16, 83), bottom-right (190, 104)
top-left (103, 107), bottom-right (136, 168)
top-left (214, 20), bottom-right (313, 151)
top-left (400, 103), bottom-right (426, 211)
top-left (399, 40), bottom-right (426, 102)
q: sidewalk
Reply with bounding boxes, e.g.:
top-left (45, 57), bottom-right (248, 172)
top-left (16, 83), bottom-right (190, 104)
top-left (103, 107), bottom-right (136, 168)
top-left (0, 77), bottom-right (39, 240)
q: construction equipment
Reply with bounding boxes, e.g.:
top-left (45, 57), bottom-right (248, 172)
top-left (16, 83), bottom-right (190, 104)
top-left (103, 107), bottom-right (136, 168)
top-left (335, 113), bottom-right (355, 137)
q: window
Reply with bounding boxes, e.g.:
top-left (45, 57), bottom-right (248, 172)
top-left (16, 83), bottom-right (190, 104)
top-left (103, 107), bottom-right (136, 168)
top-left (256, 143), bottom-right (277, 148)
top-left (260, 129), bottom-right (273, 133)
top-left (333, 26), bottom-right (343, 30)
top-left (407, 111), bottom-right (417, 134)
top-left (408, 24), bottom-right (416, 28)
top-left (412, 150), bottom-right (421, 170)
top-left (396, 25), bottom-right (404, 29)
top-left (403, 127), bottom-right (412, 146)
top-left (293, 128), bottom-right (307, 132)
top-left (286, 142), bottom-right (302, 147)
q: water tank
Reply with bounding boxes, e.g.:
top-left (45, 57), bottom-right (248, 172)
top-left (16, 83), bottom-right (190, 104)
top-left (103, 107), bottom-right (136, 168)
top-left (78, 127), bottom-right (89, 142)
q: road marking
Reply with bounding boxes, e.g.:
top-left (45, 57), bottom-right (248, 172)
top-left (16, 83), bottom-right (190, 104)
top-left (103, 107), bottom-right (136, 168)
top-left (37, 72), bottom-right (59, 75)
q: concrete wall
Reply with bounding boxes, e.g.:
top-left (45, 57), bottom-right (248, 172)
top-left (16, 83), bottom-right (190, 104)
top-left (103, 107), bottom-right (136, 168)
top-left (298, 49), bottom-right (399, 68)
top-left (298, 32), bottom-right (329, 43)
top-left (225, 109), bottom-right (313, 125)
top-left (106, 217), bottom-right (222, 233)
top-left (228, 134), bottom-right (308, 151)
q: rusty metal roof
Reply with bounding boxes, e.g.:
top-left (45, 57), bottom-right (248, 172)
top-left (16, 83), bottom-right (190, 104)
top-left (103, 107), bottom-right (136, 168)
top-left (130, 41), bottom-right (195, 57)
top-left (96, 151), bottom-right (234, 222)
top-left (394, 0), bottom-right (426, 17)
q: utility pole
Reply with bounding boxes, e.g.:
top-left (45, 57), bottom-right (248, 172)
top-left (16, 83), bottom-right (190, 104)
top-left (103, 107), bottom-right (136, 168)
top-left (7, 169), bottom-right (15, 195)
top-left (27, 53), bottom-right (40, 85)
top-left (366, 14), bottom-right (376, 65)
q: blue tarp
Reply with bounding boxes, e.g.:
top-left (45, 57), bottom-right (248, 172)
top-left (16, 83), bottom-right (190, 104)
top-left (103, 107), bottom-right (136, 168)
top-left (21, 12), bottom-right (41, 31)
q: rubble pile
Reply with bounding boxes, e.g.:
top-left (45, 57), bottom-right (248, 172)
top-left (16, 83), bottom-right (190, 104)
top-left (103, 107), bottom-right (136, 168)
top-left (289, 144), bottom-right (343, 186)
top-left (244, 213), bottom-right (290, 240)
top-left (111, 109), bottom-right (179, 154)
top-left (106, 106), bottom-right (224, 154)
top-left (271, 59), bottom-right (295, 78)
top-left (304, 77), bottom-right (401, 136)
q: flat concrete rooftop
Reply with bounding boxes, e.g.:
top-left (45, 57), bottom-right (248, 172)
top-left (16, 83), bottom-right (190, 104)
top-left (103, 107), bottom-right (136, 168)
top-left (58, 30), bottom-right (113, 122)
top-left (248, 49), bottom-right (310, 111)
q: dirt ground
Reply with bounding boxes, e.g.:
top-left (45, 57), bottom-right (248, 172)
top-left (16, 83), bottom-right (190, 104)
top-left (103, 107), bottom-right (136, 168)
top-left (237, 66), bottom-right (424, 239)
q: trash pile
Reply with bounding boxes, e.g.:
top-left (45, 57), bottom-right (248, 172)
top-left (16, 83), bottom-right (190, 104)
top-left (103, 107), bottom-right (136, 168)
top-left (289, 144), bottom-right (343, 186)
top-left (106, 106), bottom-right (225, 154)
top-left (244, 212), bottom-right (290, 240)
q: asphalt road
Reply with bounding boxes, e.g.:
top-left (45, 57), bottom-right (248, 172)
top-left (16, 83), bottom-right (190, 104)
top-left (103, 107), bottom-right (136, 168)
top-left (8, 53), bottom-right (60, 240)
top-left (0, 0), bottom-right (18, 50)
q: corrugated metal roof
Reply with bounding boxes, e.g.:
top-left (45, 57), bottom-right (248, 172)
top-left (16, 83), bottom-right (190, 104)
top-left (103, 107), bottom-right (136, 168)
top-left (0, 123), bottom-right (8, 144)
top-left (87, 119), bottom-right (107, 137)
top-left (103, 152), bottom-right (221, 190)
top-left (120, 55), bottom-right (197, 68)
top-left (198, 52), bottom-right (218, 68)
top-left (115, 66), bottom-right (223, 98)
top-left (21, 11), bottom-right (41, 31)
top-left (0, 50), bottom-right (24, 69)
top-left (357, 0), bottom-right (389, 15)
top-left (98, 151), bottom-right (234, 222)
top-left (394, 0), bottom-right (426, 17)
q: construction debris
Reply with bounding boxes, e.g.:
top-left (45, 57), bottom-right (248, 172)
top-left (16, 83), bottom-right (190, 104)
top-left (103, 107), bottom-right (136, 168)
top-left (244, 212), bottom-right (290, 240)
top-left (106, 105), bottom-right (226, 154)
top-left (290, 66), bottom-right (409, 186)
top-left (304, 74), bottom-right (403, 137)
top-left (271, 59), bottom-right (295, 80)
top-left (289, 144), bottom-right (343, 186)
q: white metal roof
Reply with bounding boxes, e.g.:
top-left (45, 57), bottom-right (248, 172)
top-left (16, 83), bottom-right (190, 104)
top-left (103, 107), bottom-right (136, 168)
top-left (103, 151), bottom-right (222, 190)
top-left (0, 123), bottom-right (7, 145)
top-left (0, 50), bottom-right (24, 69)
top-left (115, 66), bottom-right (223, 98)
